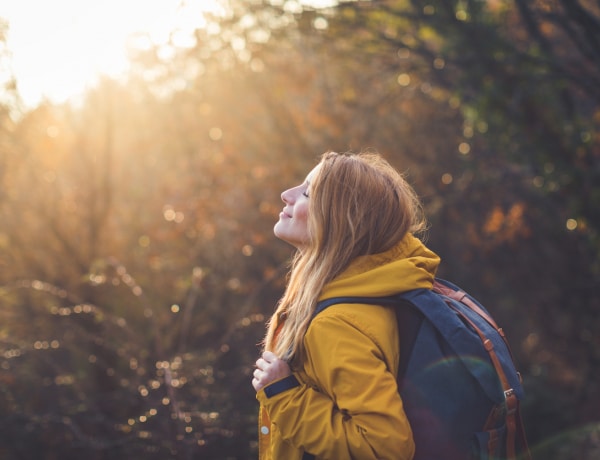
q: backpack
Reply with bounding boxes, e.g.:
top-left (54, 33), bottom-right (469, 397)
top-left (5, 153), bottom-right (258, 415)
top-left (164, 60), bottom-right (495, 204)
top-left (314, 278), bottom-right (531, 460)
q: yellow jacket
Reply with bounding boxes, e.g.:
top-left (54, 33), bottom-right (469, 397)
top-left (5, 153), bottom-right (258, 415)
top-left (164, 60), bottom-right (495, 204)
top-left (256, 233), bottom-right (440, 460)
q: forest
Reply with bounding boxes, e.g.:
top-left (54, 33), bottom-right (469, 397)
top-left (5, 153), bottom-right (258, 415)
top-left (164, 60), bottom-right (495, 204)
top-left (0, 0), bottom-right (598, 459)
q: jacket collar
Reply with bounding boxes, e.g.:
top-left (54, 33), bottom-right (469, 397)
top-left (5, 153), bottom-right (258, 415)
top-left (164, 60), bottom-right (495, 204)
top-left (319, 233), bottom-right (440, 301)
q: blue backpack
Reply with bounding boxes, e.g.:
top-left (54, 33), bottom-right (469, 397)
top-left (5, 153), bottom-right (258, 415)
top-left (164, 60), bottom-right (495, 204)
top-left (314, 278), bottom-right (531, 460)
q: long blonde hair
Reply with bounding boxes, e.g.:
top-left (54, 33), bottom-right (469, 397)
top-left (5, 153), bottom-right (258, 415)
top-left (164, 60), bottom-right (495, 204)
top-left (264, 151), bottom-right (427, 364)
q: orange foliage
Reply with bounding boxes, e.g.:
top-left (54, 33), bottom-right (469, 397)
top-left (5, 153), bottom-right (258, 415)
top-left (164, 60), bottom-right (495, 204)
top-left (483, 202), bottom-right (531, 244)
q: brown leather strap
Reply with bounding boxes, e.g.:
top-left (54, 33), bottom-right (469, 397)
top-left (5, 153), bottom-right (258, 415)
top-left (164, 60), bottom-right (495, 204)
top-left (446, 302), bottom-right (519, 460)
top-left (487, 427), bottom-right (500, 458)
top-left (434, 281), bottom-right (520, 374)
top-left (433, 280), bottom-right (500, 330)
top-left (437, 282), bottom-right (532, 459)
top-left (517, 408), bottom-right (532, 459)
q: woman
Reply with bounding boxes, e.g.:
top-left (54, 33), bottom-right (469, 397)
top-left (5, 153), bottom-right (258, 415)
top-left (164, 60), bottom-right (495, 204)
top-left (252, 151), bottom-right (440, 459)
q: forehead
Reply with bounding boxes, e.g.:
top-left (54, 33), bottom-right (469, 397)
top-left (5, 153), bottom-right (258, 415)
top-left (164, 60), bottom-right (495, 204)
top-left (305, 163), bottom-right (321, 183)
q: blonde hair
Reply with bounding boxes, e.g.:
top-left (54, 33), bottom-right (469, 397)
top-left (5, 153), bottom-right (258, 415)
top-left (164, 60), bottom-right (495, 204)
top-left (264, 151), bottom-right (427, 364)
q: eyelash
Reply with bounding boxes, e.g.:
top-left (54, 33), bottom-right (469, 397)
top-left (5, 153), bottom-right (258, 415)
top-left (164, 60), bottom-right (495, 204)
top-left (302, 191), bottom-right (309, 198)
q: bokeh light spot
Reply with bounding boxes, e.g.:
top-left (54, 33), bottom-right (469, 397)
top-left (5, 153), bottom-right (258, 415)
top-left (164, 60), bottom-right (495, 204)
top-left (458, 142), bottom-right (471, 155)
top-left (397, 73), bottom-right (411, 86)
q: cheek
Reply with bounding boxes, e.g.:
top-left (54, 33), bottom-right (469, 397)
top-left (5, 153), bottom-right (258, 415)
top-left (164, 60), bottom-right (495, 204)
top-left (295, 203), bottom-right (309, 226)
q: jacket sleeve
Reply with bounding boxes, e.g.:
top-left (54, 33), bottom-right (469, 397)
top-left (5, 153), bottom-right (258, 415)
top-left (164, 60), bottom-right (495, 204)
top-left (257, 309), bottom-right (415, 460)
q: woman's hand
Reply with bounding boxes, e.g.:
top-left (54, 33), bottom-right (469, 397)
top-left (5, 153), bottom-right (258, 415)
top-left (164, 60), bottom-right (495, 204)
top-left (252, 351), bottom-right (291, 392)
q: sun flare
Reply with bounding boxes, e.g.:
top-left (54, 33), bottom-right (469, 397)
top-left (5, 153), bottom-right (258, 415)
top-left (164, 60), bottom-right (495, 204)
top-left (2, 0), bottom-right (223, 108)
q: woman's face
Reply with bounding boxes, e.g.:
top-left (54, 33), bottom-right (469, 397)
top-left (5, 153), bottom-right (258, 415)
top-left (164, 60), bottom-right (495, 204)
top-left (273, 164), bottom-right (320, 250)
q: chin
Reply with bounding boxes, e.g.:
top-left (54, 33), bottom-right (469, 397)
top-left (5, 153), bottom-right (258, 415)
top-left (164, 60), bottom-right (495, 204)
top-left (274, 233), bottom-right (300, 249)
top-left (275, 234), bottom-right (295, 247)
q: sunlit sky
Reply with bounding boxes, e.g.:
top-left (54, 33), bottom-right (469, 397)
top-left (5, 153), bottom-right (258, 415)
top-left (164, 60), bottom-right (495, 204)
top-left (1, 0), bottom-right (224, 108)
top-left (2, 0), bottom-right (337, 109)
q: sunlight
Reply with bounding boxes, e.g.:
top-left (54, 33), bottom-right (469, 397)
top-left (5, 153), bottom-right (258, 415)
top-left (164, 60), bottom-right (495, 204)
top-left (2, 0), bottom-right (339, 109)
top-left (2, 0), bottom-right (222, 108)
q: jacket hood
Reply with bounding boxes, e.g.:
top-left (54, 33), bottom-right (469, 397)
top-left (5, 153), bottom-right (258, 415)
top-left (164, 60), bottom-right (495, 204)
top-left (319, 233), bottom-right (440, 301)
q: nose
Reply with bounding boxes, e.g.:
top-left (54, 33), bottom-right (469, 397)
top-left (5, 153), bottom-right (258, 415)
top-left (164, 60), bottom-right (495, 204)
top-left (281, 186), bottom-right (296, 204)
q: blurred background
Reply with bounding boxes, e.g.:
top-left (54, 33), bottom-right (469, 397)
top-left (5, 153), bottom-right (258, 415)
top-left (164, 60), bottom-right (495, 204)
top-left (0, 0), bottom-right (598, 458)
